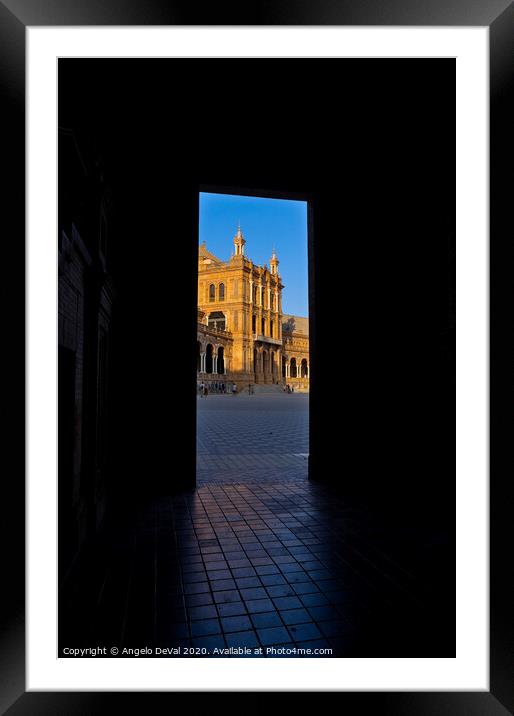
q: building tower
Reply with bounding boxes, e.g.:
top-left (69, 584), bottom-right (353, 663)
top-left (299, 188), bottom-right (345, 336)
top-left (233, 222), bottom-right (246, 256)
top-left (270, 247), bottom-right (279, 276)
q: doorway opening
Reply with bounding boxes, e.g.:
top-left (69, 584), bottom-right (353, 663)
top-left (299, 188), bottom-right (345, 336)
top-left (196, 189), bottom-right (310, 486)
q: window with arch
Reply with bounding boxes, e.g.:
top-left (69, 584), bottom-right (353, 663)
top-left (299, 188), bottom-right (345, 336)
top-left (208, 311), bottom-right (226, 331)
top-left (218, 283), bottom-right (225, 301)
top-left (252, 315), bottom-right (256, 334)
top-left (209, 284), bottom-right (215, 302)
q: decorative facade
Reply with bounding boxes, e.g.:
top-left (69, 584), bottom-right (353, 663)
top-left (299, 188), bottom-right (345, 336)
top-left (197, 226), bottom-right (309, 391)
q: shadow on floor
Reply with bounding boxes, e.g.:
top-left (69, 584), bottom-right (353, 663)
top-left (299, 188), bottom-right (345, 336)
top-left (59, 479), bottom-right (454, 658)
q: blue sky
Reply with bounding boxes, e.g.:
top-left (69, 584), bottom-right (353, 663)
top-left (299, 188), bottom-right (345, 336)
top-left (199, 192), bottom-right (309, 317)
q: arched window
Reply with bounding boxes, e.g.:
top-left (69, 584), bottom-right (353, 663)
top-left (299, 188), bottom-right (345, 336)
top-left (209, 284), bottom-right (215, 302)
top-left (261, 317), bottom-right (266, 335)
top-left (218, 283), bottom-right (225, 301)
top-left (252, 315), bottom-right (256, 334)
top-left (208, 312), bottom-right (226, 331)
top-left (290, 358), bottom-right (297, 378)
top-left (270, 319), bottom-right (274, 338)
top-left (301, 359), bottom-right (308, 378)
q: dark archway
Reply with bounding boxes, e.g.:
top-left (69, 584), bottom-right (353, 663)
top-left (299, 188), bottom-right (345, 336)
top-left (290, 358), bottom-right (297, 378)
top-left (205, 343), bottom-right (213, 374)
top-left (301, 358), bottom-right (308, 378)
top-left (282, 355), bottom-right (287, 378)
top-left (217, 346), bottom-right (225, 374)
top-left (263, 350), bottom-right (269, 375)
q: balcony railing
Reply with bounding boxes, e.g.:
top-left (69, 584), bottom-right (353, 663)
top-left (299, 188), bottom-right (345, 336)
top-left (198, 324), bottom-right (231, 338)
top-left (253, 334), bottom-right (282, 346)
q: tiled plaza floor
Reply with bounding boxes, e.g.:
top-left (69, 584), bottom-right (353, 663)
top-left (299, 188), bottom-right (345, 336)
top-left (196, 394), bottom-right (309, 484)
top-left (60, 395), bottom-right (450, 658)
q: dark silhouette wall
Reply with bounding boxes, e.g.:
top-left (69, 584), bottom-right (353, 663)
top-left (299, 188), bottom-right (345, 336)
top-left (59, 57), bottom-right (455, 532)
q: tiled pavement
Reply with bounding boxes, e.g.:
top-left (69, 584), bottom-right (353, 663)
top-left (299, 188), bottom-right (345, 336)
top-left (196, 394), bottom-right (309, 484)
top-left (60, 395), bottom-right (450, 658)
top-left (61, 479), bottom-right (444, 658)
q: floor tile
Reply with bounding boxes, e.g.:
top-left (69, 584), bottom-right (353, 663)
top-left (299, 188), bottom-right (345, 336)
top-left (272, 596), bottom-right (303, 611)
top-left (188, 604), bottom-right (218, 620)
top-left (279, 608), bottom-right (312, 626)
top-left (239, 587), bottom-right (268, 600)
top-left (216, 602), bottom-right (247, 617)
top-left (250, 611), bottom-right (283, 629)
top-left (245, 598), bottom-right (275, 614)
top-left (210, 578), bottom-right (237, 592)
top-left (287, 622), bottom-right (323, 642)
top-left (225, 631), bottom-right (260, 649)
top-left (213, 590), bottom-right (241, 604)
top-left (190, 619), bottom-right (222, 637)
top-left (257, 627), bottom-right (292, 646)
top-left (299, 593), bottom-right (329, 608)
top-left (220, 615), bottom-right (253, 633)
top-left (260, 574), bottom-right (287, 587)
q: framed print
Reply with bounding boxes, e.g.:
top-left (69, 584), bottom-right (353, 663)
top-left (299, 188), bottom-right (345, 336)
top-left (0, 0), bottom-right (512, 712)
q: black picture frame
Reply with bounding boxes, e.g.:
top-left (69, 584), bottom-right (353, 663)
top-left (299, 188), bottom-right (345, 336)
top-left (1, 1), bottom-right (512, 712)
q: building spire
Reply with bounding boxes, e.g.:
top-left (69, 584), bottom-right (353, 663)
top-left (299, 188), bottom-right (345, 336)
top-left (270, 246), bottom-right (279, 275)
top-left (233, 222), bottom-right (246, 256)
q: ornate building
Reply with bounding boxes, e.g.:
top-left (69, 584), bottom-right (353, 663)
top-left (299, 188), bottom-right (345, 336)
top-left (197, 226), bottom-right (309, 391)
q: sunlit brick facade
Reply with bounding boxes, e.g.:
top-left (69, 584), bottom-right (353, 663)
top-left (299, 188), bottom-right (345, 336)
top-left (197, 226), bottom-right (309, 391)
